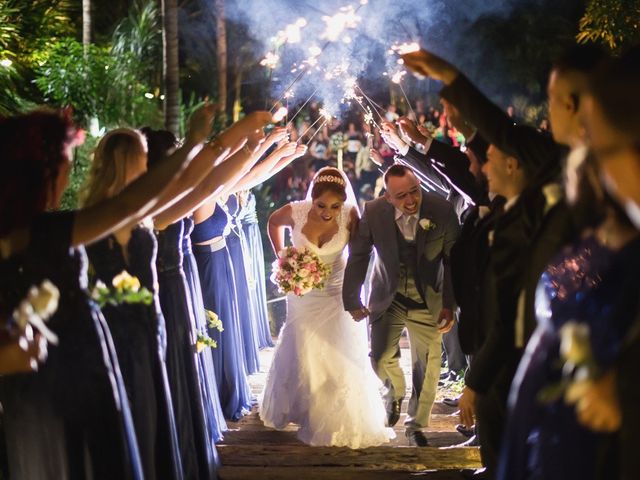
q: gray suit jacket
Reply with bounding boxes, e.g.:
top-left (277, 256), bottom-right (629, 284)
top-left (343, 192), bottom-right (460, 322)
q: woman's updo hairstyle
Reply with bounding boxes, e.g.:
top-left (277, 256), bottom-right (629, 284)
top-left (310, 167), bottom-right (347, 201)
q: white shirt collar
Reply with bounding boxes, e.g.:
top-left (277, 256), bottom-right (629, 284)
top-left (395, 208), bottom-right (419, 222)
top-left (503, 195), bottom-right (520, 212)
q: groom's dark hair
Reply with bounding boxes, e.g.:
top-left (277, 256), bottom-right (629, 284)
top-left (383, 164), bottom-right (412, 187)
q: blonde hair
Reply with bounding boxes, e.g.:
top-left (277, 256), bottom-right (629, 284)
top-left (81, 128), bottom-right (148, 207)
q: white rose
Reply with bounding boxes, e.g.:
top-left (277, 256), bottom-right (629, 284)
top-left (419, 218), bottom-right (436, 230)
top-left (28, 280), bottom-right (59, 320)
top-left (298, 268), bottom-right (310, 278)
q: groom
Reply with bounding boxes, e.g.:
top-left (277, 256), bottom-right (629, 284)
top-left (343, 164), bottom-right (459, 446)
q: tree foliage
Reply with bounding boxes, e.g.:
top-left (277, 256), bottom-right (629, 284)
top-left (577, 0), bottom-right (640, 52)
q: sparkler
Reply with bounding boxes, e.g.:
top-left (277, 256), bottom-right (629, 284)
top-left (269, 1), bottom-right (368, 112)
top-left (286, 86), bottom-right (320, 127)
top-left (391, 70), bottom-right (416, 119)
top-left (303, 108), bottom-right (332, 146)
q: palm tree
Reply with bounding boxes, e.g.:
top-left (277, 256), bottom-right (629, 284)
top-left (82, 0), bottom-right (91, 50)
top-left (162, 0), bottom-right (180, 135)
top-left (214, 0), bottom-right (227, 124)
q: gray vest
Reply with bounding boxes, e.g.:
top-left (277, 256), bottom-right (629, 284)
top-left (395, 227), bottom-right (426, 308)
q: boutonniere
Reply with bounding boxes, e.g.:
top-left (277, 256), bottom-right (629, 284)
top-left (419, 218), bottom-right (437, 231)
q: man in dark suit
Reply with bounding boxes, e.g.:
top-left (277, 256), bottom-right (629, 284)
top-left (342, 165), bottom-right (459, 447)
top-left (401, 44), bottom-right (608, 478)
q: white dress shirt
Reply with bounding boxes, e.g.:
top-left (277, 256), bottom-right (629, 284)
top-left (395, 208), bottom-right (419, 242)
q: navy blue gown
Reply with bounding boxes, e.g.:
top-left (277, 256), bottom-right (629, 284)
top-left (224, 194), bottom-right (260, 374)
top-left (0, 211), bottom-right (143, 480)
top-left (239, 191), bottom-right (274, 348)
top-left (182, 216), bottom-right (227, 441)
top-left (156, 220), bottom-right (217, 480)
top-left (499, 234), bottom-right (640, 480)
top-left (191, 204), bottom-right (253, 421)
top-left (86, 225), bottom-right (183, 480)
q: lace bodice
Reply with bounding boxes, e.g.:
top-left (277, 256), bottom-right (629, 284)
top-left (289, 200), bottom-right (351, 295)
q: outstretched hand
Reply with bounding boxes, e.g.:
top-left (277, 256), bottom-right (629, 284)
top-left (401, 49), bottom-right (459, 85)
top-left (186, 101), bottom-right (218, 145)
top-left (398, 117), bottom-right (430, 146)
top-left (369, 148), bottom-right (383, 167)
top-left (380, 121), bottom-right (407, 153)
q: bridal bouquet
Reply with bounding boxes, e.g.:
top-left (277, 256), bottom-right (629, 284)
top-left (271, 246), bottom-right (331, 296)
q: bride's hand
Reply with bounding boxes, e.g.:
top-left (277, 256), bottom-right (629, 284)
top-left (349, 306), bottom-right (370, 322)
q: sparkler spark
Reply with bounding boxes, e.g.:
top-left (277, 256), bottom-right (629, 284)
top-left (272, 106), bottom-right (288, 123)
top-left (390, 42), bottom-right (421, 55)
top-left (260, 52), bottom-right (280, 69)
top-left (321, 6), bottom-right (361, 42)
top-left (391, 70), bottom-right (406, 84)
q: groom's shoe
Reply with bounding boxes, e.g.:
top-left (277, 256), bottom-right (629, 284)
top-left (405, 430), bottom-right (429, 447)
top-left (386, 399), bottom-right (402, 427)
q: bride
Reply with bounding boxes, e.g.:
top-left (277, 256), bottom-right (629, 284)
top-left (259, 167), bottom-right (394, 448)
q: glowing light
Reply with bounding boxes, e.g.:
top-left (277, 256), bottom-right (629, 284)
top-left (144, 92), bottom-right (155, 99)
top-left (296, 18), bottom-right (307, 28)
top-left (391, 71), bottom-right (406, 84)
top-left (0, 58), bottom-right (12, 68)
top-left (284, 24), bottom-right (302, 44)
top-left (272, 106), bottom-right (288, 123)
top-left (391, 42), bottom-right (421, 55)
top-left (319, 107), bottom-right (333, 120)
top-left (321, 6), bottom-right (360, 42)
top-left (283, 90), bottom-right (295, 99)
top-left (308, 45), bottom-right (322, 57)
top-left (260, 52), bottom-right (280, 69)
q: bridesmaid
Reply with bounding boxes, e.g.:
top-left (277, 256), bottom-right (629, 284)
top-left (181, 214), bottom-right (228, 442)
top-left (190, 130), bottom-right (306, 420)
top-left (143, 127), bottom-right (225, 475)
top-left (82, 128), bottom-right (184, 480)
top-left (0, 107), bottom-right (213, 479)
top-left (239, 190), bottom-right (275, 348)
top-left (223, 192), bottom-right (261, 374)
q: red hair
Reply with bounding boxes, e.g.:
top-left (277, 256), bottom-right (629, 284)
top-left (0, 109), bottom-right (78, 235)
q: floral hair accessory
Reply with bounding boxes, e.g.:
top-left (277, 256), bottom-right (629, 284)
top-left (315, 175), bottom-right (346, 186)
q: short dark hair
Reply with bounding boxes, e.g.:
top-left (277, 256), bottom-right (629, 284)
top-left (589, 46), bottom-right (640, 139)
top-left (383, 164), bottom-right (413, 187)
top-left (552, 44), bottom-right (608, 76)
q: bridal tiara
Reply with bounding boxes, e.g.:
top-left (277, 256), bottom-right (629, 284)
top-left (315, 175), bottom-right (346, 186)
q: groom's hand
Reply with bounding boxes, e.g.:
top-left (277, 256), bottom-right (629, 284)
top-left (437, 308), bottom-right (454, 333)
top-left (349, 306), bottom-right (370, 322)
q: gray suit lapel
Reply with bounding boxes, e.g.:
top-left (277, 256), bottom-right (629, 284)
top-left (380, 200), bottom-right (400, 263)
top-left (416, 197), bottom-right (433, 262)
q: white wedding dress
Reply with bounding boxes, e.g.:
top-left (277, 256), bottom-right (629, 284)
top-left (259, 200), bottom-right (394, 448)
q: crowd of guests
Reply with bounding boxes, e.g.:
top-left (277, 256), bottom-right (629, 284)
top-left (0, 105), bottom-right (306, 479)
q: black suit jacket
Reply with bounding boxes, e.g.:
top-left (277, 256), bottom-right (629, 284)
top-left (440, 74), bottom-right (567, 185)
top-left (451, 196), bottom-right (505, 355)
top-left (464, 195), bottom-right (539, 394)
